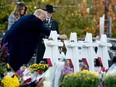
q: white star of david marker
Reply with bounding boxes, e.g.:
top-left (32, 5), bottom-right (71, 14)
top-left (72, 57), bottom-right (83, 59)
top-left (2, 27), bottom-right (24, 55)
top-left (64, 32), bottom-right (82, 72)
top-left (43, 31), bottom-right (63, 66)
top-left (97, 34), bottom-right (112, 70)
top-left (81, 33), bottom-right (98, 72)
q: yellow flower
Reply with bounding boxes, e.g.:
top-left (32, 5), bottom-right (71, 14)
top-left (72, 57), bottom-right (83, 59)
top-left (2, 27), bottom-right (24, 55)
top-left (1, 76), bottom-right (20, 87)
top-left (29, 63), bottom-right (48, 72)
top-left (6, 63), bottom-right (10, 69)
top-left (62, 70), bottom-right (100, 87)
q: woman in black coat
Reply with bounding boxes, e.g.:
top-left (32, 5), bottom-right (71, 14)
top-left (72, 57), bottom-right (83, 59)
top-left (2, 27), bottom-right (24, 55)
top-left (2, 9), bottom-right (66, 71)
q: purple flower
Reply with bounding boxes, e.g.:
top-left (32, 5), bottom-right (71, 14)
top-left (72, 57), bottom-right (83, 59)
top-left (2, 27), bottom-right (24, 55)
top-left (61, 65), bottom-right (74, 75)
top-left (15, 69), bottom-right (25, 75)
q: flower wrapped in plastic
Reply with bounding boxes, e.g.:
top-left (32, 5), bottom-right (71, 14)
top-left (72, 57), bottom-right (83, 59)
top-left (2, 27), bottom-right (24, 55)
top-left (0, 63), bottom-right (49, 87)
top-left (19, 63), bottom-right (49, 87)
top-left (60, 59), bottom-right (74, 83)
top-left (106, 63), bottom-right (116, 74)
top-left (0, 63), bottom-right (19, 87)
top-left (43, 67), bottom-right (55, 87)
top-left (1, 75), bottom-right (20, 87)
top-left (53, 62), bottom-right (65, 87)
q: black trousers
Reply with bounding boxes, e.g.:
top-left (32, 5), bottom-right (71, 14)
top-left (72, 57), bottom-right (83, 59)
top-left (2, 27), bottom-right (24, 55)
top-left (36, 42), bottom-right (46, 63)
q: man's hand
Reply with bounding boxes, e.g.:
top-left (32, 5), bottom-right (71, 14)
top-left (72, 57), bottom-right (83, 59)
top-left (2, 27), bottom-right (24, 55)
top-left (58, 34), bottom-right (67, 40)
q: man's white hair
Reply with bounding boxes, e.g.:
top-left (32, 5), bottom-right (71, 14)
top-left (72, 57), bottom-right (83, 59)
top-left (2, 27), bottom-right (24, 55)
top-left (34, 9), bottom-right (46, 16)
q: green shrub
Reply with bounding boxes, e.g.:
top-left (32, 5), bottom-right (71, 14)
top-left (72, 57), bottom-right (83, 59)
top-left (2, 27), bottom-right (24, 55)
top-left (61, 70), bottom-right (100, 87)
top-left (103, 74), bottom-right (116, 87)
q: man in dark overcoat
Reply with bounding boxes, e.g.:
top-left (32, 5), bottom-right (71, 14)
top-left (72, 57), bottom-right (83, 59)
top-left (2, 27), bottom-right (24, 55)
top-left (2, 9), bottom-right (67, 71)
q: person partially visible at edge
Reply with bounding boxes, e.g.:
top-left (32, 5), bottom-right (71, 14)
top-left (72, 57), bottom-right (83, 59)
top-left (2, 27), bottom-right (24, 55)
top-left (7, 2), bottom-right (27, 30)
top-left (2, 9), bottom-right (67, 72)
top-left (36, 4), bottom-right (60, 63)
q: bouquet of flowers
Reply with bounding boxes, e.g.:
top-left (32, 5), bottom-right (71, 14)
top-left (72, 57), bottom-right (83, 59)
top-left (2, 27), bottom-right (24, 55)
top-left (28, 63), bottom-right (48, 73)
top-left (18, 63), bottom-right (48, 86)
top-left (0, 63), bottom-right (49, 87)
top-left (0, 63), bottom-right (18, 87)
top-left (1, 75), bottom-right (20, 87)
top-left (60, 59), bottom-right (74, 80)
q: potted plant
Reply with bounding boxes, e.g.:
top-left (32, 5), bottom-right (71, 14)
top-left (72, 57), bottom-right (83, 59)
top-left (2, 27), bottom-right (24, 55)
top-left (103, 74), bottom-right (116, 87)
top-left (61, 70), bottom-right (100, 87)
